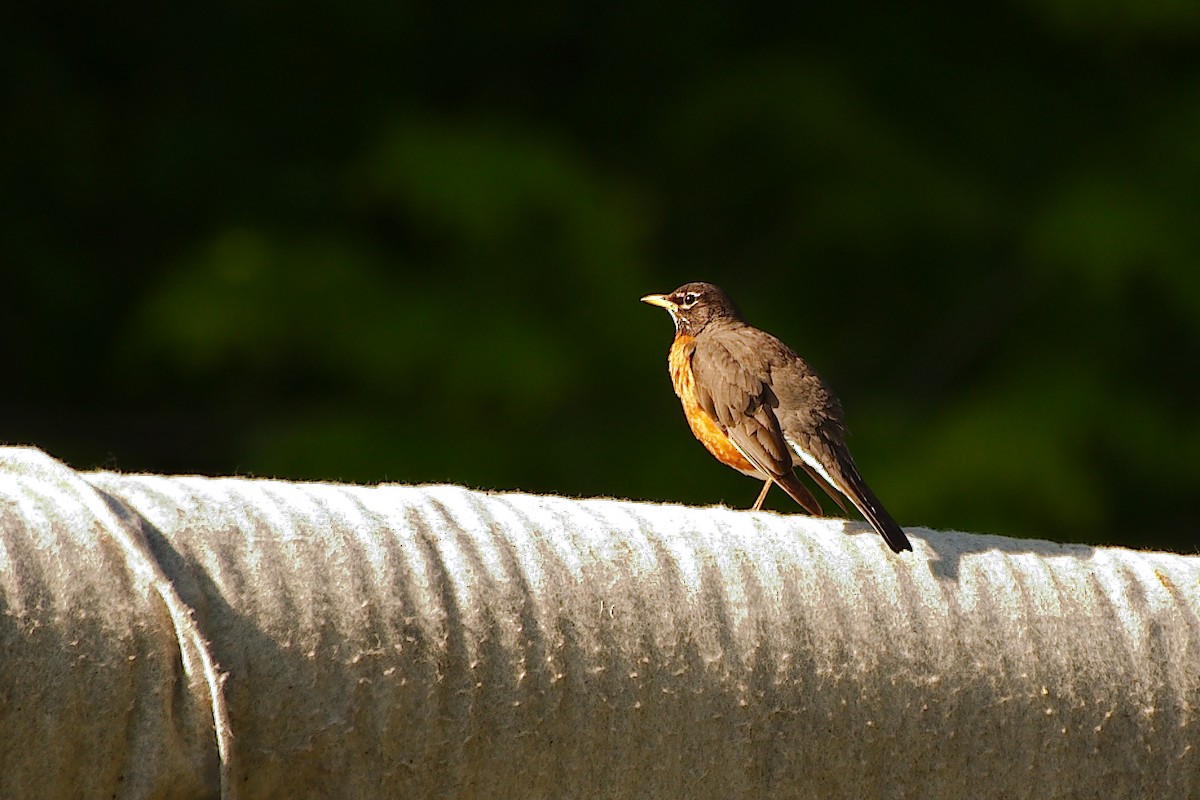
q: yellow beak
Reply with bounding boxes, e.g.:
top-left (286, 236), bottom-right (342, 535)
top-left (640, 294), bottom-right (674, 309)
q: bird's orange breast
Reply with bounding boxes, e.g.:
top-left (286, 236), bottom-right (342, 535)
top-left (668, 335), bottom-right (760, 476)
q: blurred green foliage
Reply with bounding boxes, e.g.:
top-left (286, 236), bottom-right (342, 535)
top-left (3, 2), bottom-right (1198, 550)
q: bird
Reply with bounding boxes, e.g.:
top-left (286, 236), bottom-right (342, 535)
top-left (641, 282), bottom-right (912, 553)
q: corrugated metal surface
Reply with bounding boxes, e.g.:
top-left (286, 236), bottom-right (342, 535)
top-left (0, 446), bottom-right (1196, 798)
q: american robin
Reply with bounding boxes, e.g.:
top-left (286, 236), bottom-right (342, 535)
top-left (642, 282), bottom-right (912, 553)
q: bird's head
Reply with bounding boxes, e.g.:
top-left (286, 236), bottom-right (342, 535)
top-left (640, 282), bottom-right (742, 335)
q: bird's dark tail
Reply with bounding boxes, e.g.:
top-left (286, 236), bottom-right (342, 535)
top-left (840, 469), bottom-right (912, 553)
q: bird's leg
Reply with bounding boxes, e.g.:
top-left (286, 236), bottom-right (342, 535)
top-left (751, 479), bottom-right (773, 511)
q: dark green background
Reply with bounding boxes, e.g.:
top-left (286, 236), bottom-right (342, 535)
top-left (4, 3), bottom-right (1198, 550)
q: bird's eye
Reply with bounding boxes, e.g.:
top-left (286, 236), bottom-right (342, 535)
top-left (682, 292), bottom-right (699, 307)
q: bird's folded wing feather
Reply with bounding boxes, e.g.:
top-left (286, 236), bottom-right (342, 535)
top-left (691, 338), bottom-right (824, 514)
top-left (690, 337), bottom-right (791, 470)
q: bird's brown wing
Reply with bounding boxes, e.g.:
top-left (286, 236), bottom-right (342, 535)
top-left (690, 334), bottom-right (823, 515)
top-left (796, 461), bottom-right (849, 513)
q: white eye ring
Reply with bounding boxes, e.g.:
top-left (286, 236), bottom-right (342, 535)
top-left (681, 292), bottom-right (699, 307)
